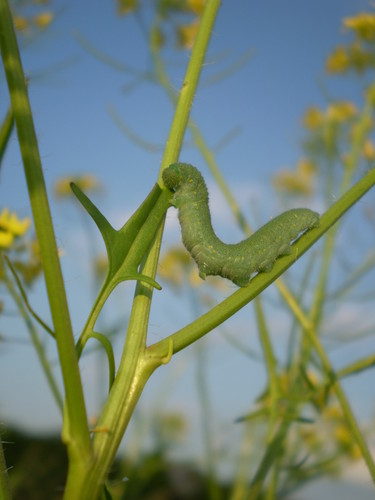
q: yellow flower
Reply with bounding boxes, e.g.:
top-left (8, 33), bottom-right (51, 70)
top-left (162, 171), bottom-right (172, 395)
top-left (326, 46), bottom-right (350, 73)
top-left (362, 139), bottom-right (375, 161)
top-left (159, 246), bottom-right (226, 289)
top-left (33, 11), bottom-right (53, 28)
top-left (0, 208), bottom-right (31, 236)
top-left (366, 83), bottom-right (375, 106)
top-left (158, 247), bottom-right (192, 286)
top-left (0, 209), bottom-right (30, 249)
top-left (54, 174), bottom-right (101, 198)
top-left (13, 16), bottom-right (29, 31)
top-left (344, 12), bottom-right (375, 42)
top-left (94, 254), bottom-right (108, 280)
top-left (273, 159), bottom-right (316, 196)
top-left (303, 107), bottom-right (324, 129)
top-left (327, 42), bottom-right (374, 74)
top-left (327, 101), bottom-right (357, 123)
top-left (323, 404), bottom-right (342, 420)
top-left (187, 0), bottom-right (206, 16)
top-left (176, 19), bottom-right (200, 49)
top-left (116, 0), bottom-right (138, 16)
top-left (0, 231), bottom-right (14, 249)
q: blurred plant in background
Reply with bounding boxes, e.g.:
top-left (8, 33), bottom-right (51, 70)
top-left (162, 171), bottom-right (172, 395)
top-left (1, 1), bottom-right (375, 499)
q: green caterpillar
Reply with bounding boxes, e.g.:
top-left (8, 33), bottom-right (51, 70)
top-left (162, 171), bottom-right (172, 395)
top-left (163, 163), bottom-right (320, 287)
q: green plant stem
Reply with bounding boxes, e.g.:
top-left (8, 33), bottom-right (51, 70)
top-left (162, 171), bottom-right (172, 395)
top-left (337, 354), bottom-right (375, 379)
top-left (3, 258), bottom-right (64, 412)
top-left (152, 28), bottom-right (252, 235)
top-left (76, 6), bottom-right (222, 496)
top-left (196, 341), bottom-right (222, 500)
top-left (156, 0), bottom-right (221, 179)
top-left (4, 255), bottom-right (55, 338)
top-left (229, 425), bottom-right (254, 500)
top-left (254, 298), bottom-right (279, 437)
top-left (188, 119), bottom-right (251, 234)
top-left (309, 92), bottom-right (373, 330)
top-left (0, 432), bottom-right (11, 500)
top-left (148, 167), bottom-right (375, 357)
top-left (80, 225), bottom-right (167, 498)
top-left (247, 420), bottom-right (289, 499)
top-left (0, 0), bottom-right (91, 478)
top-left (277, 279), bottom-right (375, 482)
top-left (0, 106), bottom-right (14, 166)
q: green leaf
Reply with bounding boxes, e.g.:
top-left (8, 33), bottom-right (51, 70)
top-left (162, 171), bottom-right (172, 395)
top-left (73, 181), bottom-right (171, 353)
top-left (71, 181), bottom-right (168, 290)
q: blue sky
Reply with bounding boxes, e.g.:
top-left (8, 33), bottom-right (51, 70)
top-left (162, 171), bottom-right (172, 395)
top-left (1, 1), bottom-right (375, 496)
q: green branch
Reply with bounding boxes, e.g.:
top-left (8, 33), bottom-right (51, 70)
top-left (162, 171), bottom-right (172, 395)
top-left (2, 256), bottom-right (63, 412)
top-left (148, 168), bottom-right (375, 358)
top-left (65, 2), bottom-right (222, 497)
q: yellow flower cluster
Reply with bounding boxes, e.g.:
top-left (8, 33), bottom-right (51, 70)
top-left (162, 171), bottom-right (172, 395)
top-left (362, 139), bottom-right (375, 161)
top-left (326, 11), bottom-right (375, 74)
top-left (187, 0), bottom-right (206, 16)
top-left (326, 42), bottom-right (374, 74)
top-left (54, 174), bottom-right (100, 198)
top-left (158, 246), bottom-right (225, 289)
top-left (13, 11), bottom-right (53, 32)
top-left (158, 247), bottom-right (194, 287)
top-left (344, 12), bottom-right (375, 42)
top-left (303, 102), bottom-right (357, 130)
top-left (116, 0), bottom-right (138, 16)
top-left (176, 19), bottom-right (200, 50)
top-left (0, 209), bottom-right (31, 249)
top-left (273, 159), bottom-right (317, 196)
top-left (323, 405), bottom-right (361, 459)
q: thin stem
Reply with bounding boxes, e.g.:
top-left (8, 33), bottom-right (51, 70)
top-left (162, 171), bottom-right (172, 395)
top-left (277, 279), bottom-right (375, 482)
top-left (247, 420), bottom-right (289, 499)
top-left (310, 90), bottom-right (374, 329)
top-left (3, 257), bottom-right (64, 412)
top-left (188, 119), bottom-right (251, 234)
top-left (0, 106), bottom-right (14, 166)
top-left (152, 31), bottom-right (252, 235)
top-left (337, 354), bottom-right (375, 379)
top-left (157, 0), bottom-right (221, 178)
top-left (196, 341), bottom-right (222, 500)
top-left (254, 298), bottom-right (279, 438)
top-left (4, 255), bottom-right (55, 338)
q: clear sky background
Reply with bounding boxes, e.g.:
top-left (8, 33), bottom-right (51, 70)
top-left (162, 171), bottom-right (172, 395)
top-left (1, 1), bottom-right (375, 497)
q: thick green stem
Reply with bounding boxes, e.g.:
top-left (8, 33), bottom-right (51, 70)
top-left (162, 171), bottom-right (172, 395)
top-left (70, 4), bottom-right (222, 496)
top-left (80, 226), bottom-right (166, 498)
top-left (0, 0), bottom-right (91, 478)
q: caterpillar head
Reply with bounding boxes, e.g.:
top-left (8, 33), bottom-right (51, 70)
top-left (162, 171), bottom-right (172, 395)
top-left (163, 163), bottom-right (203, 192)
